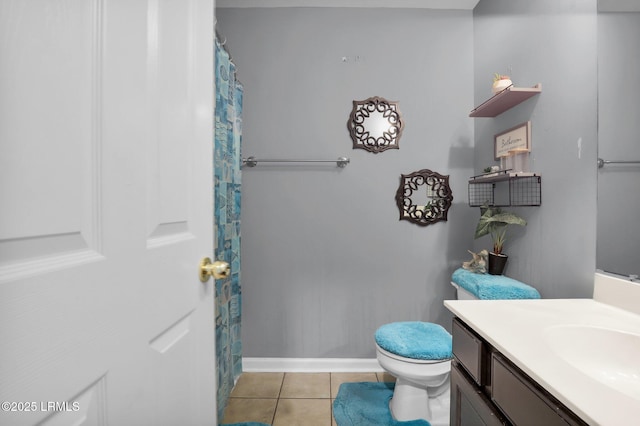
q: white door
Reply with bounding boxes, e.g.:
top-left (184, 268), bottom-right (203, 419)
top-left (0, 1), bottom-right (216, 425)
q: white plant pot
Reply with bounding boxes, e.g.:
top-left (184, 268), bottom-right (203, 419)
top-left (492, 79), bottom-right (512, 94)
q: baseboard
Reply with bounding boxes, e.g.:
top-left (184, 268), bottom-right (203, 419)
top-left (242, 357), bottom-right (383, 373)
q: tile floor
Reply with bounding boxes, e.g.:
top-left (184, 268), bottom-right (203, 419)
top-left (221, 371), bottom-right (396, 426)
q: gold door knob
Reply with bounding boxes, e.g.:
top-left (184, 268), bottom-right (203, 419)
top-left (199, 257), bottom-right (230, 282)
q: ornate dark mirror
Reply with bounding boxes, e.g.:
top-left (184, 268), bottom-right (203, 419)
top-left (347, 96), bottom-right (404, 154)
top-left (395, 169), bottom-right (453, 227)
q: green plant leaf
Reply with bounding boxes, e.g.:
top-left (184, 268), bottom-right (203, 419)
top-left (474, 216), bottom-right (493, 239)
top-left (490, 212), bottom-right (527, 227)
top-left (474, 206), bottom-right (527, 254)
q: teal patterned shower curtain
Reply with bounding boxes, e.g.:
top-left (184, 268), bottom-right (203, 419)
top-left (214, 38), bottom-right (243, 422)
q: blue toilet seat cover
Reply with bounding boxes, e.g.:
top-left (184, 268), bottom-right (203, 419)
top-left (375, 322), bottom-right (452, 360)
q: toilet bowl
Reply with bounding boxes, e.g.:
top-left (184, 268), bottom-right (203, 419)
top-left (375, 283), bottom-right (478, 425)
top-left (374, 321), bottom-right (454, 426)
top-left (376, 343), bottom-right (451, 425)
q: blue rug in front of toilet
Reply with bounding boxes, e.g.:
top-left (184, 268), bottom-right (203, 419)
top-left (333, 382), bottom-right (430, 426)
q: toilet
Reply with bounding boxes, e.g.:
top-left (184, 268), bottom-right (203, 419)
top-left (375, 322), bottom-right (453, 426)
top-left (375, 268), bottom-right (541, 425)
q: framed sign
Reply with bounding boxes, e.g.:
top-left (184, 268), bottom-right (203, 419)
top-left (494, 121), bottom-right (531, 159)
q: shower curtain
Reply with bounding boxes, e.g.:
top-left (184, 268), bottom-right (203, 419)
top-left (214, 38), bottom-right (243, 422)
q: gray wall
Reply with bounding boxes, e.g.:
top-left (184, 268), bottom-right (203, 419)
top-left (597, 11), bottom-right (640, 278)
top-left (472, 0), bottom-right (598, 298)
top-left (217, 1), bottom-right (600, 359)
top-left (217, 8), bottom-right (476, 358)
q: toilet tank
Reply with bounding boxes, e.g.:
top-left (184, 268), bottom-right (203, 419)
top-left (451, 282), bottom-right (478, 300)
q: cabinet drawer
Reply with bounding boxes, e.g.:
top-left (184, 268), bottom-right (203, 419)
top-left (492, 353), bottom-right (586, 426)
top-left (452, 318), bottom-right (485, 386)
top-left (451, 363), bottom-right (508, 426)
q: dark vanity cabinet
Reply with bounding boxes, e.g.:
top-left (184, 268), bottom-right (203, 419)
top-left (450, 318), bottom-right (588, 426)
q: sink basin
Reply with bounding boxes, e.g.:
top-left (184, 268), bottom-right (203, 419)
top-left (544, 325), bottom-right (640, 399)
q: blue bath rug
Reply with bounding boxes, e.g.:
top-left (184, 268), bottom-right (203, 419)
top-left (333, 382), bottom-right (430, 426)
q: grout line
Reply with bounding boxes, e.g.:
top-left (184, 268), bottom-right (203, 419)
top-left (329, 372), bottom-right (333, 400)
top-left (228, 396), bottom-right (279, 399)
top-left (278, 372), bottom-right (285, 399)
top-left (276, 397), bottom-right (332, 400)
top-left (330, 373), bottom-right (335, 425)
top-left (269, 372), bottom-right (286, 425)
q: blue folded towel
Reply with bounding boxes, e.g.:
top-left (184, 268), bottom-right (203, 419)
top-left (375, 322), bottom-right (452, 360)
top-left (452, 268), bottom-right (540, 300)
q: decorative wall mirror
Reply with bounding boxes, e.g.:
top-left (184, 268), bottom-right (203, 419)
top-left (347, 96), bottom-right (404, 154)
top-left (395, 169), bottom-right (453, 227)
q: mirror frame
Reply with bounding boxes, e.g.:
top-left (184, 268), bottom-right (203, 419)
top-left (395, 169), bottom-right (453, 227)
top-left (347, 96), bottom-right (404, 154)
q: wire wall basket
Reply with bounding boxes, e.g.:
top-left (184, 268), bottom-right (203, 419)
top-left (468, 174), bottom-right (541, 207)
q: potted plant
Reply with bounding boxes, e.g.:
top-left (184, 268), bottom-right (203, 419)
top-left (474, 205), bottom-right (527, 275)
top-left (492, 73), bottom-right (513, 94)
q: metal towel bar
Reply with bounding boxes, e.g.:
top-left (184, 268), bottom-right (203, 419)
top-left (242, 156), bottom-right (350, 168)
top-left (597, 158), bottom-right (640, 168)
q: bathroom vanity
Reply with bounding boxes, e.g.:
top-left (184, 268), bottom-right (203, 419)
top-left (450, 317), bottom-right (586, 425)
top-left (445, 272), bottom-right (640, 426)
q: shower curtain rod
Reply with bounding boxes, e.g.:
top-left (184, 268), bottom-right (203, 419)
top-left (597, 158), bottom-right (640, 168)
top-left (242, 156), bottom-right (350, 168)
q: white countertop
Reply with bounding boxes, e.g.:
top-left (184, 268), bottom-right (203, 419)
top-left (444, 275), bottom-right (640, 426)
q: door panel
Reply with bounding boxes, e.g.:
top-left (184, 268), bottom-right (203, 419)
top-left (0, 1), bottom-right (216, 425)
top-left (146, 0), bottom-right (191, 246)
top-left (0, 0), bottom-right (102, 279)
